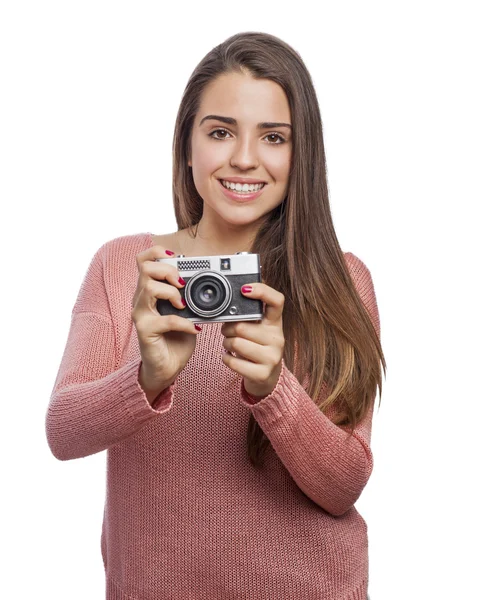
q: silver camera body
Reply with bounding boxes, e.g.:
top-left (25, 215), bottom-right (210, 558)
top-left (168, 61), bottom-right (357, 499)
top-left (155, 251), bottom-right (263, 324)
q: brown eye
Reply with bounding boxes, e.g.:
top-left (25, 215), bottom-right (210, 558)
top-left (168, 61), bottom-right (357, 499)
top-left (265, 133), bottom-right (285, 144)
top-left (209, 129), bottom-right (286, 144)
top-left (209, 128), bottom-right (230, 140)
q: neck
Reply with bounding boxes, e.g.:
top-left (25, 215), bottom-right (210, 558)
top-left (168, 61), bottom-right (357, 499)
top-left (180, 221), bottom-right (258, 256)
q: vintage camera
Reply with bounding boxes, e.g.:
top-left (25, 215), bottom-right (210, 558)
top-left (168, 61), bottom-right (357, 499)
top-left (155, 251), bottom-right (263, 324)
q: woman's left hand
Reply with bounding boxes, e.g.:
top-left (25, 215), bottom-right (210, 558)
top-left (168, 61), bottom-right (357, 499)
top-left (220, 283), bottom-right (285, 399)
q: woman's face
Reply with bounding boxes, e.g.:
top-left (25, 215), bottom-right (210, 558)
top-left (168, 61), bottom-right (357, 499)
top-left (189, 72), bottom-right (292, 229)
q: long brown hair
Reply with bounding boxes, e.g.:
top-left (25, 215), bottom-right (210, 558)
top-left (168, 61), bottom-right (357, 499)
top-left (171, 32), bottom-right (386, 468)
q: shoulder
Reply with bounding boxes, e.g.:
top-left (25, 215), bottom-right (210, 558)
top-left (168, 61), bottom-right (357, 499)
top-left (72, 233), bottom-right (154, 316)
top-left (343, 251), bottom-right (380, 336)
top-left (101, 232), bottom-right (153, 256)
top-left (343, 250), bottom-right (378, 306)
top-left (343, 251), bottom-right (373, 284)
top-left (81, 232), bottom-right (153, 282)
top-left (89, 232), bottom-right (153, 267)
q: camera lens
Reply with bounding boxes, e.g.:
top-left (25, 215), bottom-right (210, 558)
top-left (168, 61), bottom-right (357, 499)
top-left (185, 272), bottom-right (232, 316)
top-left (200, 286), bottom-right (216, 302)
top-left (196, 280), bottom-right (222, 308)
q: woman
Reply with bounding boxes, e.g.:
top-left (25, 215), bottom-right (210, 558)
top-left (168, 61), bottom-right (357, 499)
top-left (46, 31), bottom-right (385, 600)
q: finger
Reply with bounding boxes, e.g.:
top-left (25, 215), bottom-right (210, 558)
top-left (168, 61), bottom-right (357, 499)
top-left (140, 256), bottom-right (185, 288)
top-left (135, 245), bottom-right (176, 271)
top-left (134, 279), bottom-right (186, 314)
top-left (222, 336), bottom-right (260, 363)
top-left (133, 246), bottom-right (186, 310)
top-left (222, 336), bottom-right (280, 368)
top-left (136, 313), bottom-right (201, 338)
top-left (240, 283), bottom-right (284, 323)
top-left (221, 321), bottom-right (267, 346)
top-left (135, 246), bottom-right (185, 293)
top-left (221, 352), bottom-right (271, 383)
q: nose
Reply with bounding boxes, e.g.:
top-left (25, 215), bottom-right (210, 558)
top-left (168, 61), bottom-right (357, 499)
top-left (229, 134), bottom-right (260, 171)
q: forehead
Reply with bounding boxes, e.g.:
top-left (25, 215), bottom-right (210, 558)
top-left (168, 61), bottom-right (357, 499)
top-left (198, 72), bottom-right (291, 122)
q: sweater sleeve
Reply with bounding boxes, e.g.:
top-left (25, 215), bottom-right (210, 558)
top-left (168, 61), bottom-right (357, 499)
top-left (45, 242), bottom-right (175, 461)
top-left (239, 253), bottom-right (381, 516)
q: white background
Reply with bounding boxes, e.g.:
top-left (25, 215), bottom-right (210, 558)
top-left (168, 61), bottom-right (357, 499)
top-left (1, 1), bottom-right (482, 598)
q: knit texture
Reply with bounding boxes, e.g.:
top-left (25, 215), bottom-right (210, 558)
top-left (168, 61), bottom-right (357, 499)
top-left (45, 232), bottom-right (381, 600)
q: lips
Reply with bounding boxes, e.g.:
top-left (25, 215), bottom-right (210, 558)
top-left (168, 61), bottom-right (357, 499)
top-left (217, 177), bottom-right (267, 185)
top-left (219, 179), bottom-right (266, 191)
top-left (216, 178), bottom-right (266, 202)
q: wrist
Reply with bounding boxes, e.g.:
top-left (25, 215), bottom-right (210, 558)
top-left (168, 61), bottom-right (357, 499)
top-left (138, 363), bottom-right (175, 405)
top-left (243, 361), bottom-right (283, 401)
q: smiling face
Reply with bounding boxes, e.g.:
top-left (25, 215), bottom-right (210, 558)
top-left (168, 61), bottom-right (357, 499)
top-left (188, 71), bottom-right (292, 236)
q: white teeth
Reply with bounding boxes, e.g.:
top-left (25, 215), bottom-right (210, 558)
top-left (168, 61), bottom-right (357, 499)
top-left (221, 180), bottom-right (265, 193)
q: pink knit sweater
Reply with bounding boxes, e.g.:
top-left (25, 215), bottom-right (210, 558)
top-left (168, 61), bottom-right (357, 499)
top-left (45, 232), bottom-right (380, 600)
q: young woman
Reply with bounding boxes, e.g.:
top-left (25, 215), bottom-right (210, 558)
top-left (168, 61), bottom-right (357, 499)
top-left (46, 31), bottom-right (385, 600)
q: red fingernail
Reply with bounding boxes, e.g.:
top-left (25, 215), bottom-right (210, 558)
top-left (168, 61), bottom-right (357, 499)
top-left (195, 324), bottom-right (202, 331)
top-left (241, 285), bottom-right (252, 293)
top-left (179, 277), bottom-right (186, 285)
top-left (166, 249), bottom-right (175, 256)
top-left (181, 298), bottom-right (187, 306)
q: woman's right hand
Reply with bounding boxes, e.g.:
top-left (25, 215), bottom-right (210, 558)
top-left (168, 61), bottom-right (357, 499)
top-left (131, 245), bottom-right (201, 396)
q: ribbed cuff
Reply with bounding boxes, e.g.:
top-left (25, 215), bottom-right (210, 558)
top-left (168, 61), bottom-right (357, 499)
top-left (239, 358), bottom-right (299, 424)
top-left (120, 359), bottom-right (175, 419)
top-left (240, 385), bottom-right (266, 405)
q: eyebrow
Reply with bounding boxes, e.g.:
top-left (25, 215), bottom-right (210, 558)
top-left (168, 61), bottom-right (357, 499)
top-left (199, 115), bottom-right (292, 130)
